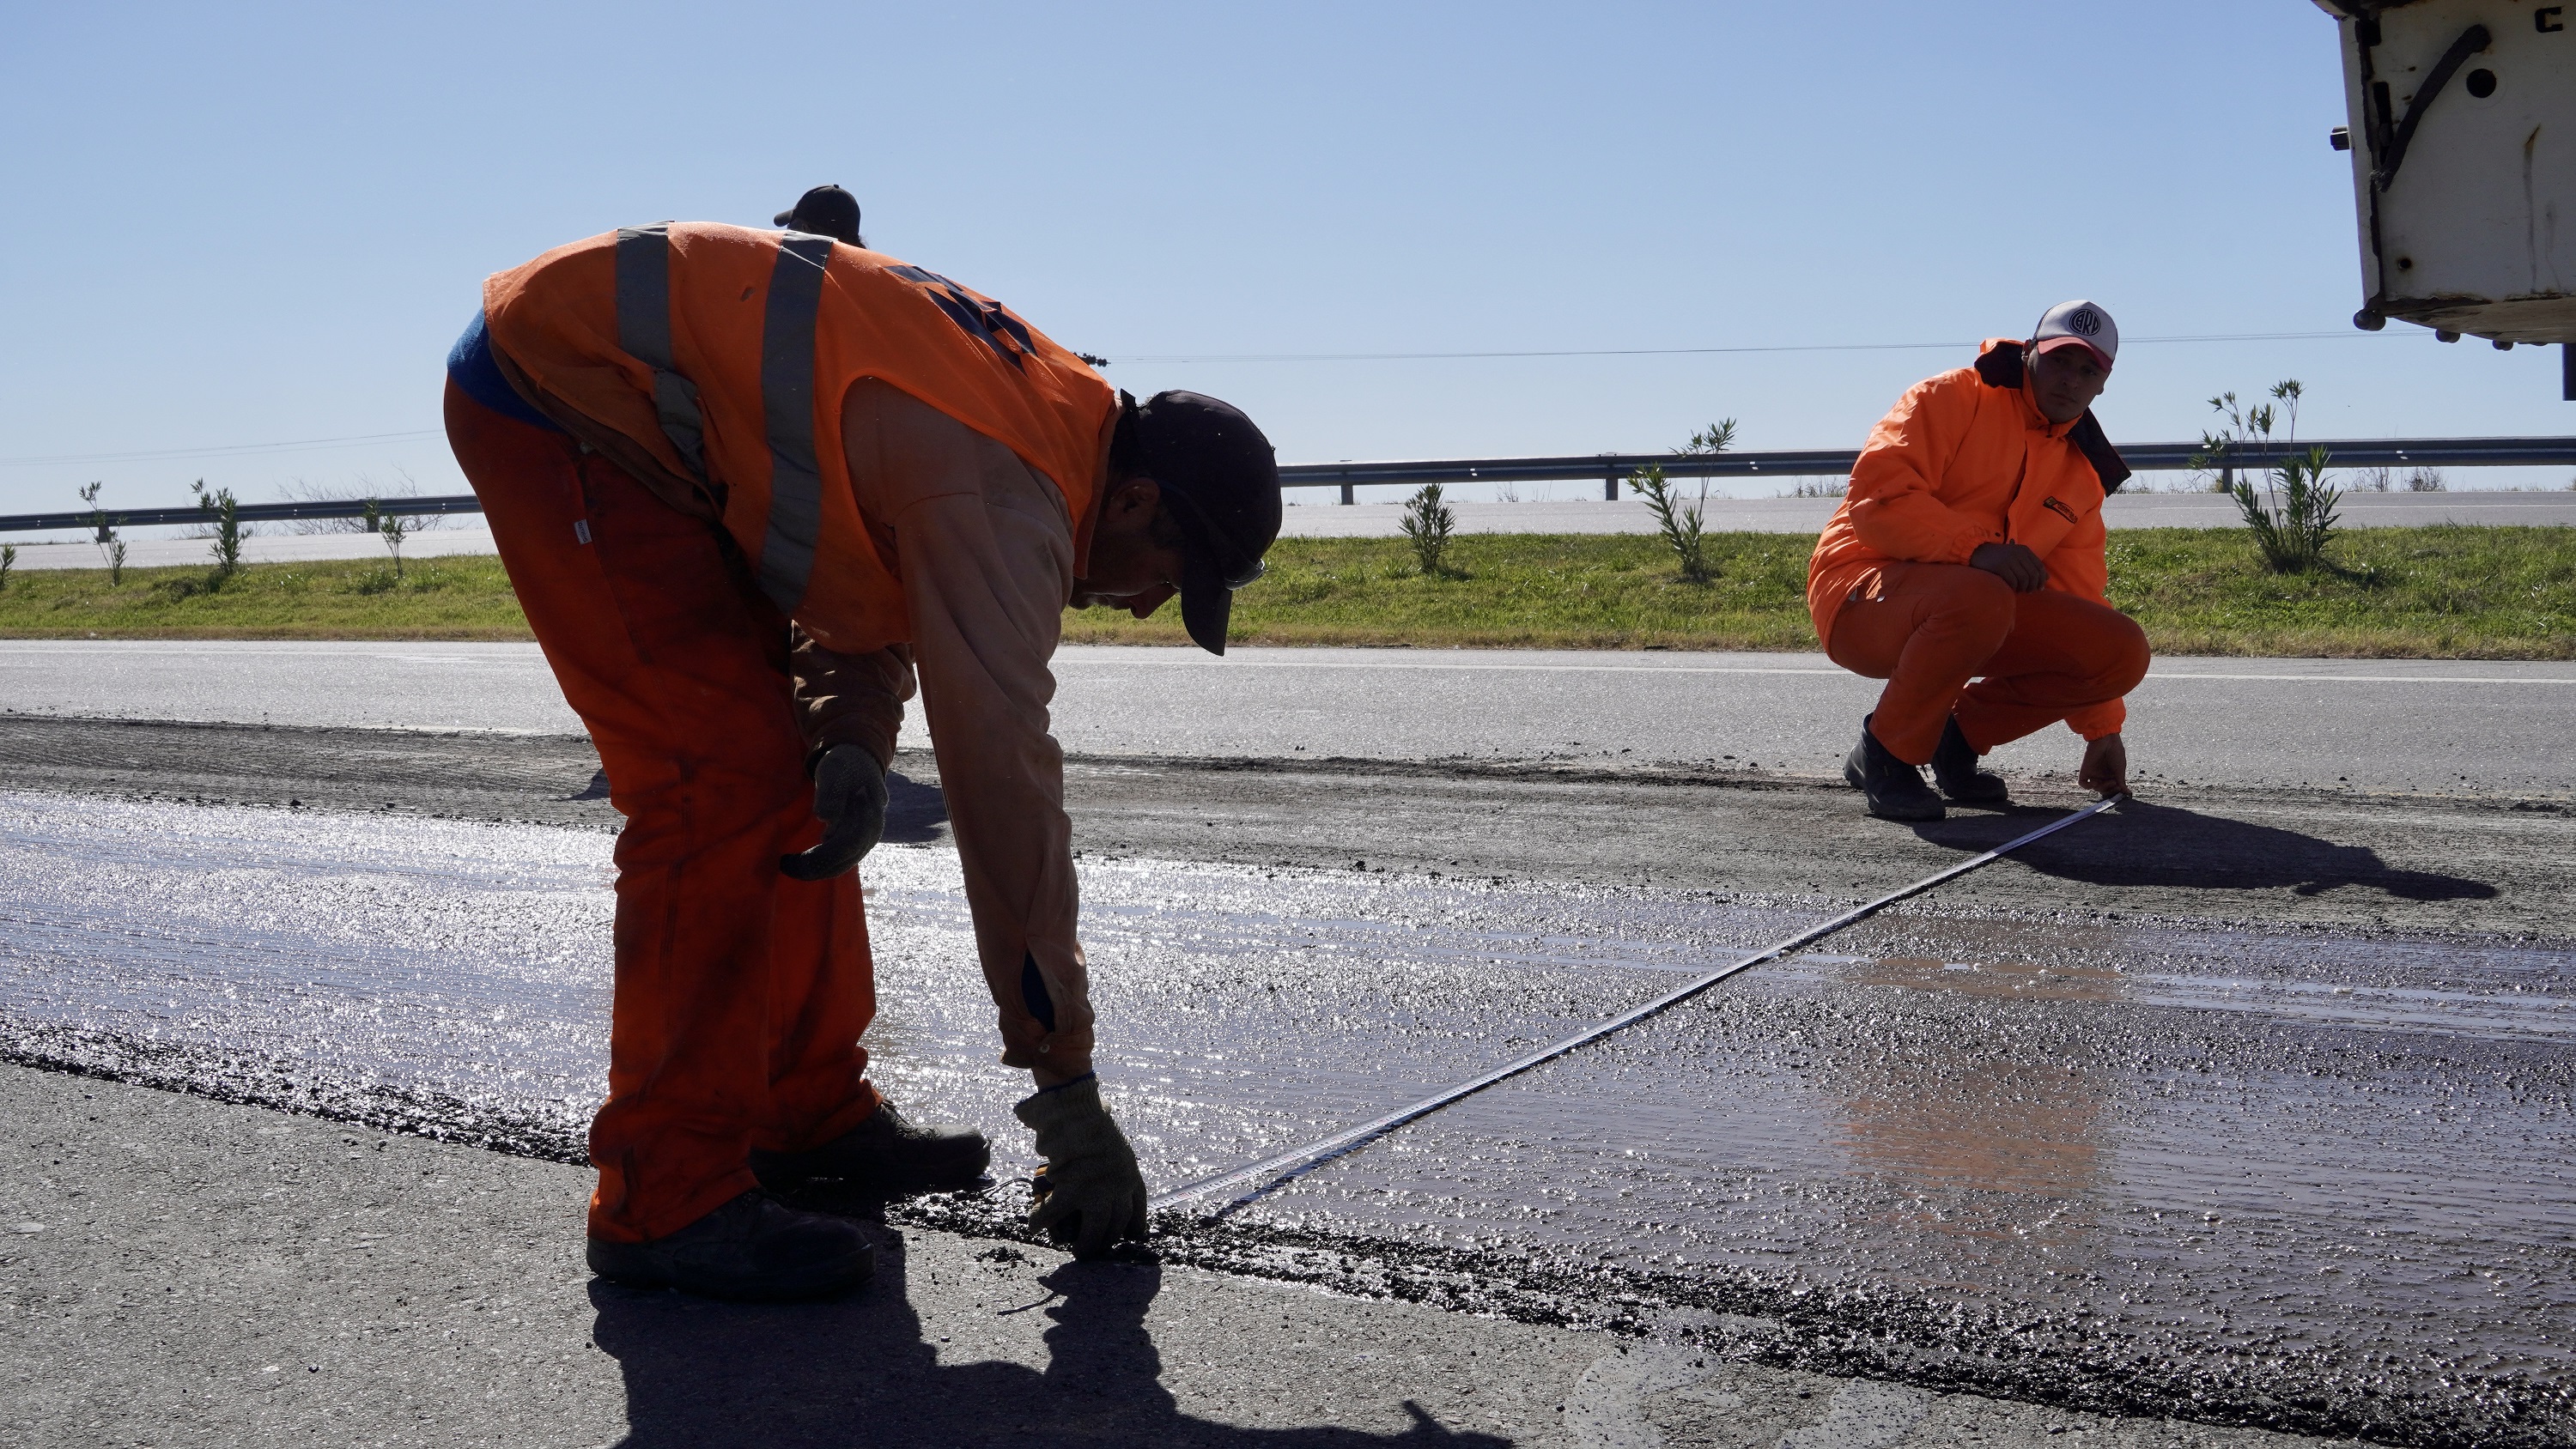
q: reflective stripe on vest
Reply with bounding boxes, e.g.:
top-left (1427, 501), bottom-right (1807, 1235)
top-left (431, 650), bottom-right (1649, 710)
top-left (612, 227), bottom-right (710, 486)
top-left (612, 225), bottom-right (831, 615)
top-left (756, 233), bottom-right (834, 614)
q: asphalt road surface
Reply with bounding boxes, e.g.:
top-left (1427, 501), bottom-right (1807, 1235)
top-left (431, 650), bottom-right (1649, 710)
top-left (4, 636), bottom-right (2571, 1446)
top-left (4, 696), bottom-right (2572, 1446)
top-left (4, 639), bottom-right (2572, 797)
top-left (5, 1065), bottom-right (2378, 1449)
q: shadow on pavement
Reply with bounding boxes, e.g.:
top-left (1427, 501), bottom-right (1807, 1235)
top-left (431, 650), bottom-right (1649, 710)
top-left (883, 771), bottom-right (951, 846)
top-left (1917, 797), bottom-right (2499, 901)
top-left (590, 1244), bottom-right (1510, 1449)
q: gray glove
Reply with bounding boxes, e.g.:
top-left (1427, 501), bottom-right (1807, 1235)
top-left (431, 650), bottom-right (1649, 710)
top-left (1014, 1076), bottom-right (1149, 1258)
top-left (779, 743), bottom-right (889, 881)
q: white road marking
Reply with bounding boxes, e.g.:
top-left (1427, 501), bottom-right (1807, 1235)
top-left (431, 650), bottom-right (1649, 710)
top-left (8, 641), bottom-right (2571, 687)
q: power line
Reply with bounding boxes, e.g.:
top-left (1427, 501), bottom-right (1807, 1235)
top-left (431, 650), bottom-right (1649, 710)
top-left (1108, 330), bottom-right (2385, 365)
top-left (0, 429), bottom-right (444, 470)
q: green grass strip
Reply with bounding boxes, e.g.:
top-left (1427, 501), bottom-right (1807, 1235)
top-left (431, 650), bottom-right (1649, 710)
top-left (3, 526), bottom-right (2571, 658)
top-left (0, 555), bottom-right (531, 641)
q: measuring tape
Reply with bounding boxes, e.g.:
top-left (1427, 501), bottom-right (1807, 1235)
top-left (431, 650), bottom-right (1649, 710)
top-left (1149, 794), bottom-right (2127, 1216)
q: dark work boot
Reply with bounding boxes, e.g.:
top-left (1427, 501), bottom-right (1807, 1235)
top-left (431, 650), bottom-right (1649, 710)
top-left (1929, 716), bottom-right (2011, 805)
top-left (751, 1099), bottom-right (991, 1195)
top-left (1842, 715), bottom-right (1944, 822)
top-left (586, 1190), bottom-right (875, 1300)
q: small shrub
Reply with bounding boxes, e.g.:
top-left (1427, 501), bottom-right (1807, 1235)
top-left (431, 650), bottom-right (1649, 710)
top-left (1638, 417), bottom-right (1739, 583)
top-left (2405, 467), bottom-right (2446, 493)
top-left (2233, 446), bottom-right (2342, 573)
top-left (191, 479), bottom-right (245, 588)
top-left (1630, 464), bottom-right (1714, 584)
top-left (0, 543), bottom-right (14, 593)
top-left (2195, 380), bottom-right (2341, 573)
top-left (1400, 482), bottom-right (1456, 577)
top-left (77, 481), bottom-right (125, 585)
top-left (361, 499), bottom-right (410, 579)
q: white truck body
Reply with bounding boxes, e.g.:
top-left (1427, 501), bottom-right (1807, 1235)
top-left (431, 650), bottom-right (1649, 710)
top-left (2321, 0), bottom-right (2576, 343)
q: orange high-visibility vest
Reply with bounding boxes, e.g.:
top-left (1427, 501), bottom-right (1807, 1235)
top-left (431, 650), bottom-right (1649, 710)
top-left (1806, 339), bottom-right (2130, 649)
top-left (482, 222), bottom-right (1116, 653)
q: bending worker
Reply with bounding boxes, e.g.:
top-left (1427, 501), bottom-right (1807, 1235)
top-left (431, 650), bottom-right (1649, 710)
top-left (1808, 300), bottom-right (2147, 822)
top-left (442, 219), bottom-right (1281, 1299)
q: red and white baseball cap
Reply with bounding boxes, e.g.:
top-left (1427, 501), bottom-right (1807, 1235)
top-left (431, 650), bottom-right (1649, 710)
top-left (2032, 300), bottom-right (2117, 370)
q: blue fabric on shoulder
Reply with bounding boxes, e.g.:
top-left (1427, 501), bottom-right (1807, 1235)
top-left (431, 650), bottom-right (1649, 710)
top-left (447, 311), bottom-right (563, 433)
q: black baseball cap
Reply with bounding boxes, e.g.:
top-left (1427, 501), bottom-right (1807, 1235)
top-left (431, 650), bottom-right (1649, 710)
top-left (1124, 391), bottom-right (1280, 655)
top-left (775, 185), bottom-right (862, 246)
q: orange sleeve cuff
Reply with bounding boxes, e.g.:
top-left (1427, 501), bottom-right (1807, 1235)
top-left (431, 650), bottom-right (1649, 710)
top-left (2066, 698), bottom-right (2127, 741)
top-left (1936, 522), bottom-right (1995, 566)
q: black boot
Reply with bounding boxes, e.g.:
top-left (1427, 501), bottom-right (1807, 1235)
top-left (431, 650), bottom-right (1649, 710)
top-left (586, 1190), bottom-right (875, 1300)
top-left (751, 1098), bottom-right (991, 1195)
top-left (1929, 716), bottom-right (2010, 804)
top-left (1842, 715), bottom-right (1944, 822)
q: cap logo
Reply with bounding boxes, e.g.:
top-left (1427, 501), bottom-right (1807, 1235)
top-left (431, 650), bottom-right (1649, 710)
top-left (2068, 306), bottom-right (2102, 337)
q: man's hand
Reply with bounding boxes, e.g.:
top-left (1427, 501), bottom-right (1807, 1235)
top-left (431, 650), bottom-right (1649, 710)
top-left (1014, 1076), bottom-right (1149, 1259)
top-left (2079, 733), bottom-right (2129, 797)
top-left (780, 743), bottom-right (889, 881)
top-left (1969, 541), bottom-right (2048, 593)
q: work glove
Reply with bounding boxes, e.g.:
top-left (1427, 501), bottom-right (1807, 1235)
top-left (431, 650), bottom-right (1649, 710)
top-left (779, 743), bottom-right (888, 881)
top-left (1014, 1076), bottom-right (1150, 1259)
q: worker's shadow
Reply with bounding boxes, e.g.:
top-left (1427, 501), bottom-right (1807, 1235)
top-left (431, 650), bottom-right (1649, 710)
top-left (588, 1238), bottom-right (1511, 1449)
top-left (1917, 797), bottom-right (2496, 900)
top-left (882, 770), bottom-right (951, 846)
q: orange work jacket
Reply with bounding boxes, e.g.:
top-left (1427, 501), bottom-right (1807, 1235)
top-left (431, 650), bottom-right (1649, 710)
top-left (1807, 339), bottom-right (2133, 649)
top-left (482, 222), bottom-right (1117, 654)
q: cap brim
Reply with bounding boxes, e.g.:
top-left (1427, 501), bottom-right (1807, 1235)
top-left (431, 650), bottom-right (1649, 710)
top-left (1177, 549), bottom-right (1233, 656)
top-left (2033, 336), bottom-right (2113, 370)
top-left (773, 209), bottom-right (796, 227)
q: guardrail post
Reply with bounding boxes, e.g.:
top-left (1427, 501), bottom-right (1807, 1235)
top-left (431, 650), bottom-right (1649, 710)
top-left (1603, 467), bottom-right (1619, 501)
top-left (1340, 483), bottom-right (1354, 506)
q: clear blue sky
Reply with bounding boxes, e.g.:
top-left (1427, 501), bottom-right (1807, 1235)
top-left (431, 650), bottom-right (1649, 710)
top-left (2, 0), bottom-right (2563, 522)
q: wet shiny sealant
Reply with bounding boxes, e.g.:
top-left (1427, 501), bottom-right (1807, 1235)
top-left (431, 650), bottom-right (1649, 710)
top-left (1, 790), bottom-right (2567, 1445)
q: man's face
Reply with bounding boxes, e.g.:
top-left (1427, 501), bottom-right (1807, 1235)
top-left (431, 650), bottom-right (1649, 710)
top-left (1071, 477), bottom-right (1187, 619)
top-left (2028, 342), bottom-right (2111, 424)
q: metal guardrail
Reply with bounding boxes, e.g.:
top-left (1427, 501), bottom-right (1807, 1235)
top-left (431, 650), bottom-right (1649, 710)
top-left (1279, 435), bottom-right (2576, 502)
top-left (3, 435), bottom-right (2571, 532)
top-left (0, 495), bottom-right (489, 535)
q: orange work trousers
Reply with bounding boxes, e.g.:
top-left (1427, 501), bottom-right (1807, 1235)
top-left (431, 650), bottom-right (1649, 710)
top-left (1823, 562), bottom-right (2148, 766)
top-left (445, 384), bottom-right (881, 1243)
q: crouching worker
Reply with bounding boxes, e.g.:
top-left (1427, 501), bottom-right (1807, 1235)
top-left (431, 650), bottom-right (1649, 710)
top-left (1807, 300), bottom-right (2148, 822)
top-left (444, 221), bottom-right (1281, 1297)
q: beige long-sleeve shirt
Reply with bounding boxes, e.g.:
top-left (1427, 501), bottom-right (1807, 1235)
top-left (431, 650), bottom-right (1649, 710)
top-left (792, 379), bottom-right (1094, 1078)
